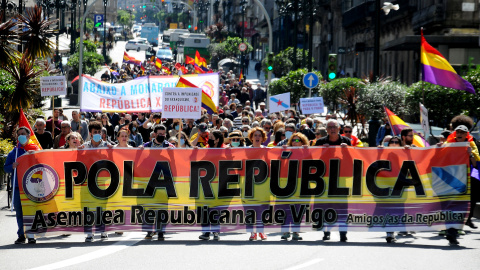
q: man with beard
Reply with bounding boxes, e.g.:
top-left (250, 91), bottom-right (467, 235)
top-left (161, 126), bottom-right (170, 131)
top-left (401, 128), bottom-right (415, 147)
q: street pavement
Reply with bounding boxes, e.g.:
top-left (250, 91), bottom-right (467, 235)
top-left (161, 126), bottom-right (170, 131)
top-left (1, 189), bottom-right (480, 270)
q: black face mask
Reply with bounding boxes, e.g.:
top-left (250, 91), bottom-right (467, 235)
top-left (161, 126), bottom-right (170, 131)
top-left (156, 134), bottom-right (165, 143)
top-left (208, 139), bottom-right (215, 147)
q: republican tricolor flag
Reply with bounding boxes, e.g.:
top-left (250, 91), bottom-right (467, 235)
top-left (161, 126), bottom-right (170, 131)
top-left (384, 106), bottom-right (428, 147)
top-left (19, 108), bottom-right (42, 150)
top-left (176, 77), bottom-right (217, 114)
top-left (421, 29), bottom-right (475, 94)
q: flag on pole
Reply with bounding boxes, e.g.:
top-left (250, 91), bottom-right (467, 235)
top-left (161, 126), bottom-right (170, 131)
top-left (268, 93), bottom-right (290, 114)
top-left (421, 29), bottom-right (475, 94)
top-left (140, 63), bottom-right (145, 75)
top-left (123, 51), bottom-right (142, 66)
top-left (185, 55), bottom-right (195, 65)
top-left (162, 66), bottom-right (171, 75)
top-left (19, 108), bottom-right (42, 150)
top-left (176, 77), bottom-right (217, 114)
top-left (239, 70), bottom-right (243, 81)
top-left (155, 58), bottom-right (162, 70)
top-left (384, 106), bottom-right (429, 147)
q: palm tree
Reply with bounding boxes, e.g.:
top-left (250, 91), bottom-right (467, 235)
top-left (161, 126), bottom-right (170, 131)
top-left (0, 13), bottom-right (19, 68)
top-left (18, 5), bottom-right (57, 60)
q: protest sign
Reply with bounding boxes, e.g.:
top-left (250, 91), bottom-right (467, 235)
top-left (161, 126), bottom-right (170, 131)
top-left (420, 103), bottom-right (430, 138)
top-left (40, 76), bottom-right (67, 96)
top-left (300, 97), bottom-right (326, 114)
top-left (80, 73), bottom-right (219, 113)
top-left (161, 87), bottom-right (202, 119)
top-left (269, 93), bottom-right (290, 114)
top-left (17, 143), bottom-right (470, 235)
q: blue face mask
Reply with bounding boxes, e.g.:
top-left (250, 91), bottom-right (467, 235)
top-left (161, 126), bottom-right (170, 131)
top-left (231, 141), bottom-right (240, 147)
top-left (175, 125), bottom-right (180, 131)
top-left (18, 135), bottom-right (28, 145)
top-left (180, 139), bottom-right (185, 145)
top-left (384, 142), bottom-right (389, 147)
top-left (285, 131), bottom-right (293, 139)
top-left (132, 127), bottom-right (137, 132)
top-left (313, 123), bottom-right (317, 129)
top-left (93, 134), bottom-right (102, 143)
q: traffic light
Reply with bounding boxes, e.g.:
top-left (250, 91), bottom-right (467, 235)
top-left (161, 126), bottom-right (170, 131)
top-left (267, 52), bottom-right (274, 71)
top-left (143, 5), bottom-right (146, 8)
top-left (188, 24), bottom-right (192, 29)
top-left (194, 26), bottom-right (198, 31)
top-left (327, 54), bottom-right (337, 80)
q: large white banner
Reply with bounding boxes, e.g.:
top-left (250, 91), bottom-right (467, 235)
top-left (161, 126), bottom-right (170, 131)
top-left (162, 87), bottom-right (202, 119)
top-left (80, 73), bottom-right (219, 113)
top-left (40, 76), bottom-right (67, 96)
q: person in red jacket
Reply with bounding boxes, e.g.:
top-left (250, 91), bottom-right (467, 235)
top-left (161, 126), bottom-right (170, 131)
top-left (341, 125), bottom-right (363, 147)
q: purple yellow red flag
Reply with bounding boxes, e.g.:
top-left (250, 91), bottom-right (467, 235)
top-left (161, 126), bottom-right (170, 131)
top-left (421, 29), bottom-right (475, 94)
top-left (384, 106), bottom-right (428, 147)
top-left (123, 51), bottom-right (142, 66)
top-left (185, 55), bottom-right (195, 65)
top-left (176, 77), bottom-right (217, 114)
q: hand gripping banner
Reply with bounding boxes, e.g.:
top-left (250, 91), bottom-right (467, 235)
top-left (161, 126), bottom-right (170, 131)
top-left (17, 144), bottom-right (471, 235)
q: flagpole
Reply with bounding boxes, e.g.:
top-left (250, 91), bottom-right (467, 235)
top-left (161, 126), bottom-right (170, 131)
top-left (11, 146), bottom-right (18, 212)
top-left (383, 105), bottom-right (395, 136)
top-left (421, 27), bottom-right (425, 105)
top-left (52, 97), bottom-right (55, 139)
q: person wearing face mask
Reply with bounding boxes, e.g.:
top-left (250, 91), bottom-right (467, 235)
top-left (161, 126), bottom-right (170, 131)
top-left (177, 131), bottom-right (192, 148)
top-left (78, 121), bottom-right (113, 242)
top-left (169, 120), bottom-right (182, 138)
top-left (227, 131), bottom-right (245, 148)
top-left (143, 124), bottom-right (175, 241)
top-left (129, 122), bottom-right (143, 147)
top-left (4, 126), bottom-right (41, 244)
top-left (276, 123), bottom-right (297, 147)
top-left (240, 125), bottom-right (252, 146)
top-left (199, 130), bottom-right (226, 241)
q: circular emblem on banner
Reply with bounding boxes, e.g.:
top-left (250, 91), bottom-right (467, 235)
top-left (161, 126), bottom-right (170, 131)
top-left (201, 80), bottom-right (215, 98)
top-left (22, 164), bottom-right (59, 202)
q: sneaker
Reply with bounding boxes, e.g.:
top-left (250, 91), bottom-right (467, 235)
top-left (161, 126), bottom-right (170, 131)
top-left (323, 232), bottom-right (331, 241)
top-left (28, 238), bottom-right (36, 244)
top-left (457, 230), bottom-right (466, 235)
top-left (386, 233), bottom-right (396, 243)
top-left (281, 232), bottom-right (291, 240)
top-left (101, 233), bottom-right (108, 240)
top-left (446, 234), bottom-right (459, 245)
top-left (85, 236), bottom-right (94, 242)
top-left (249, 233), bottom-right (257, 241)
top-left (61, 234), bottom-right (71, 237)
top-left (199, 233), bottom-right (210, 240)
top-left (292, 232), bottom-right (302, 241)
top-left (115, 232), bottom-right (124, 235)
top-left (439, 230), bottom-right (446, 236)
top-left (158, 233), bottom-right (165, 241)
top-left (14, 237), bottom-right (26, 244)
top-left (466, 220), bottom-right (478, 229)
top-left (259, 233), bottom-right (267, 240)
top-left (213, 233), bottom-right (220, 241)
top-left (145, 232), bottom-right (156, 239)
top-left (340, 232), bottom-right (348, 242)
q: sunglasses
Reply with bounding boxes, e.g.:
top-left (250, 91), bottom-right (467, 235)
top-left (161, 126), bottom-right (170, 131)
top-left (242, 121), bottom-right (249, 123)
top-left (281, 134), bottom-right (286, 136)
top-left (344, 130), bottom-right (352, 133)
top-left (230, 138), bottom-right (240, 142)
top-left (292, 139), bottom-right (301, 142)
top-left (389, 141), bottom-right (400, 144)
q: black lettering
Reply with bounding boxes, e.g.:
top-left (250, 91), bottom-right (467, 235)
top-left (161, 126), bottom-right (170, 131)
top-left (31, 210), bottom-right (47, 230)
top-left (145, 161), bottom-right (177, 197)
top-left (64, 162), bottom-right (87, 199)
top-left (328, 159), bottom-right (350, 196)
top-left (392, 161), bottom-right (425, 196)
top-left (245, 160), bottom-right (268, 197)
top-left (145, 210), bottom-right (156, 224)
top-left (103, 210), bottom-right (113, 225)
top-left (131, 205), bottom-right (144, 224)
top-left (218, 161), bottom-right (242, 197)
top-left (270, 160), bottom-right (298, 197)
top-left (88, 160), bottom-right (120, 199)
top-left (84, 207), bottom-right (95, 226)
top-left (123, 161), bottom-right (145, 196)
top-left (189, 161), bottom-right (216, 198)
top-left (352, 159), bottom-right (363, 196)
top-left (366, 160), bottom-right (391, 197)
top-left (300, 160), bottom-right (325, 196)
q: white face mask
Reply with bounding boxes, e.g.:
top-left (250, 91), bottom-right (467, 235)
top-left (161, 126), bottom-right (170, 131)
top-left (285, 131), bottom-right (293, 139)
top-left (243, 131), bottom-right (249, 138)
top-left (287, 113), bottom-right (292, 117)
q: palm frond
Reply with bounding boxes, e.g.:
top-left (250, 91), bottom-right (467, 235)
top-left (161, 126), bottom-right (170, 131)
top-left (18, 5), bottom-right (57, 59)
top-left (0, 14), bottom-right (20, 66)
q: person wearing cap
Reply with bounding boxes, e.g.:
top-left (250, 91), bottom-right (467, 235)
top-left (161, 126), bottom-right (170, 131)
top-left (190, 123), bottom-right (210, 148)
top-left (441, 124), bottom-right (480, 245)
top-left (227, 131), bottom-right (245, 148)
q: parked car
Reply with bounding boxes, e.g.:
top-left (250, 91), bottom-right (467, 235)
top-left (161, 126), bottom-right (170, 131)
top-left (132, 25), bottom-right (141, 33)
top-left (125, 39), bottom-right (152, 52)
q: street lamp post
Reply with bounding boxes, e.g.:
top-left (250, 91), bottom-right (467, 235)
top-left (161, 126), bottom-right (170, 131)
top-left (102, 0), bottom-right (107, 62)
top-left (70, 0), bottom-right (77, 54)
top-left (239, 0), bottom-right (247, 77)
top-left (373, 0), bottom-right (380, 80)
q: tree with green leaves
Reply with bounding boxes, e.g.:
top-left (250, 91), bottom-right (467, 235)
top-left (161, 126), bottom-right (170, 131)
top-left (117, 10), bottom-right (134, 29)
top-left (67, 39), bottom-right (104, 75)
top-left (357, 80), bottom-right (408, 120)
top-left (269, 68), bottom-right (323, 104)
top-left (223, 37), bottom-right (253, 57)
top-left (321, 78), bottom-right (364, 113)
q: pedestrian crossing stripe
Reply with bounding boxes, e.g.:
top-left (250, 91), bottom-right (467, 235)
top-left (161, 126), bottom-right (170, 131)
top-left (431, 165), bottom-right (467, 196)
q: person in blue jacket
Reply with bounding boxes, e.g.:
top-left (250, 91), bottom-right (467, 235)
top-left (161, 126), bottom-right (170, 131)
top-left (4, 126), bottom-right (40, 244)
top-left (375, 122), bottom-right (393, 146)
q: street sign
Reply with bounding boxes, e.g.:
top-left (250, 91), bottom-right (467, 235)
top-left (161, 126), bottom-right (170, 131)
top-left (94, 14), bottom-right (104, 27)
top-left (238, 42), bottom-right (247, 52)
top-left (338, 47), bottom-right (346, 54)
top-left (303, 72), bottom-right (319, 89)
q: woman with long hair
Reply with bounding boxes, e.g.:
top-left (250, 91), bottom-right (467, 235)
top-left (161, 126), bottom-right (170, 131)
top-left (101, 113), bottom-right (114, 140)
